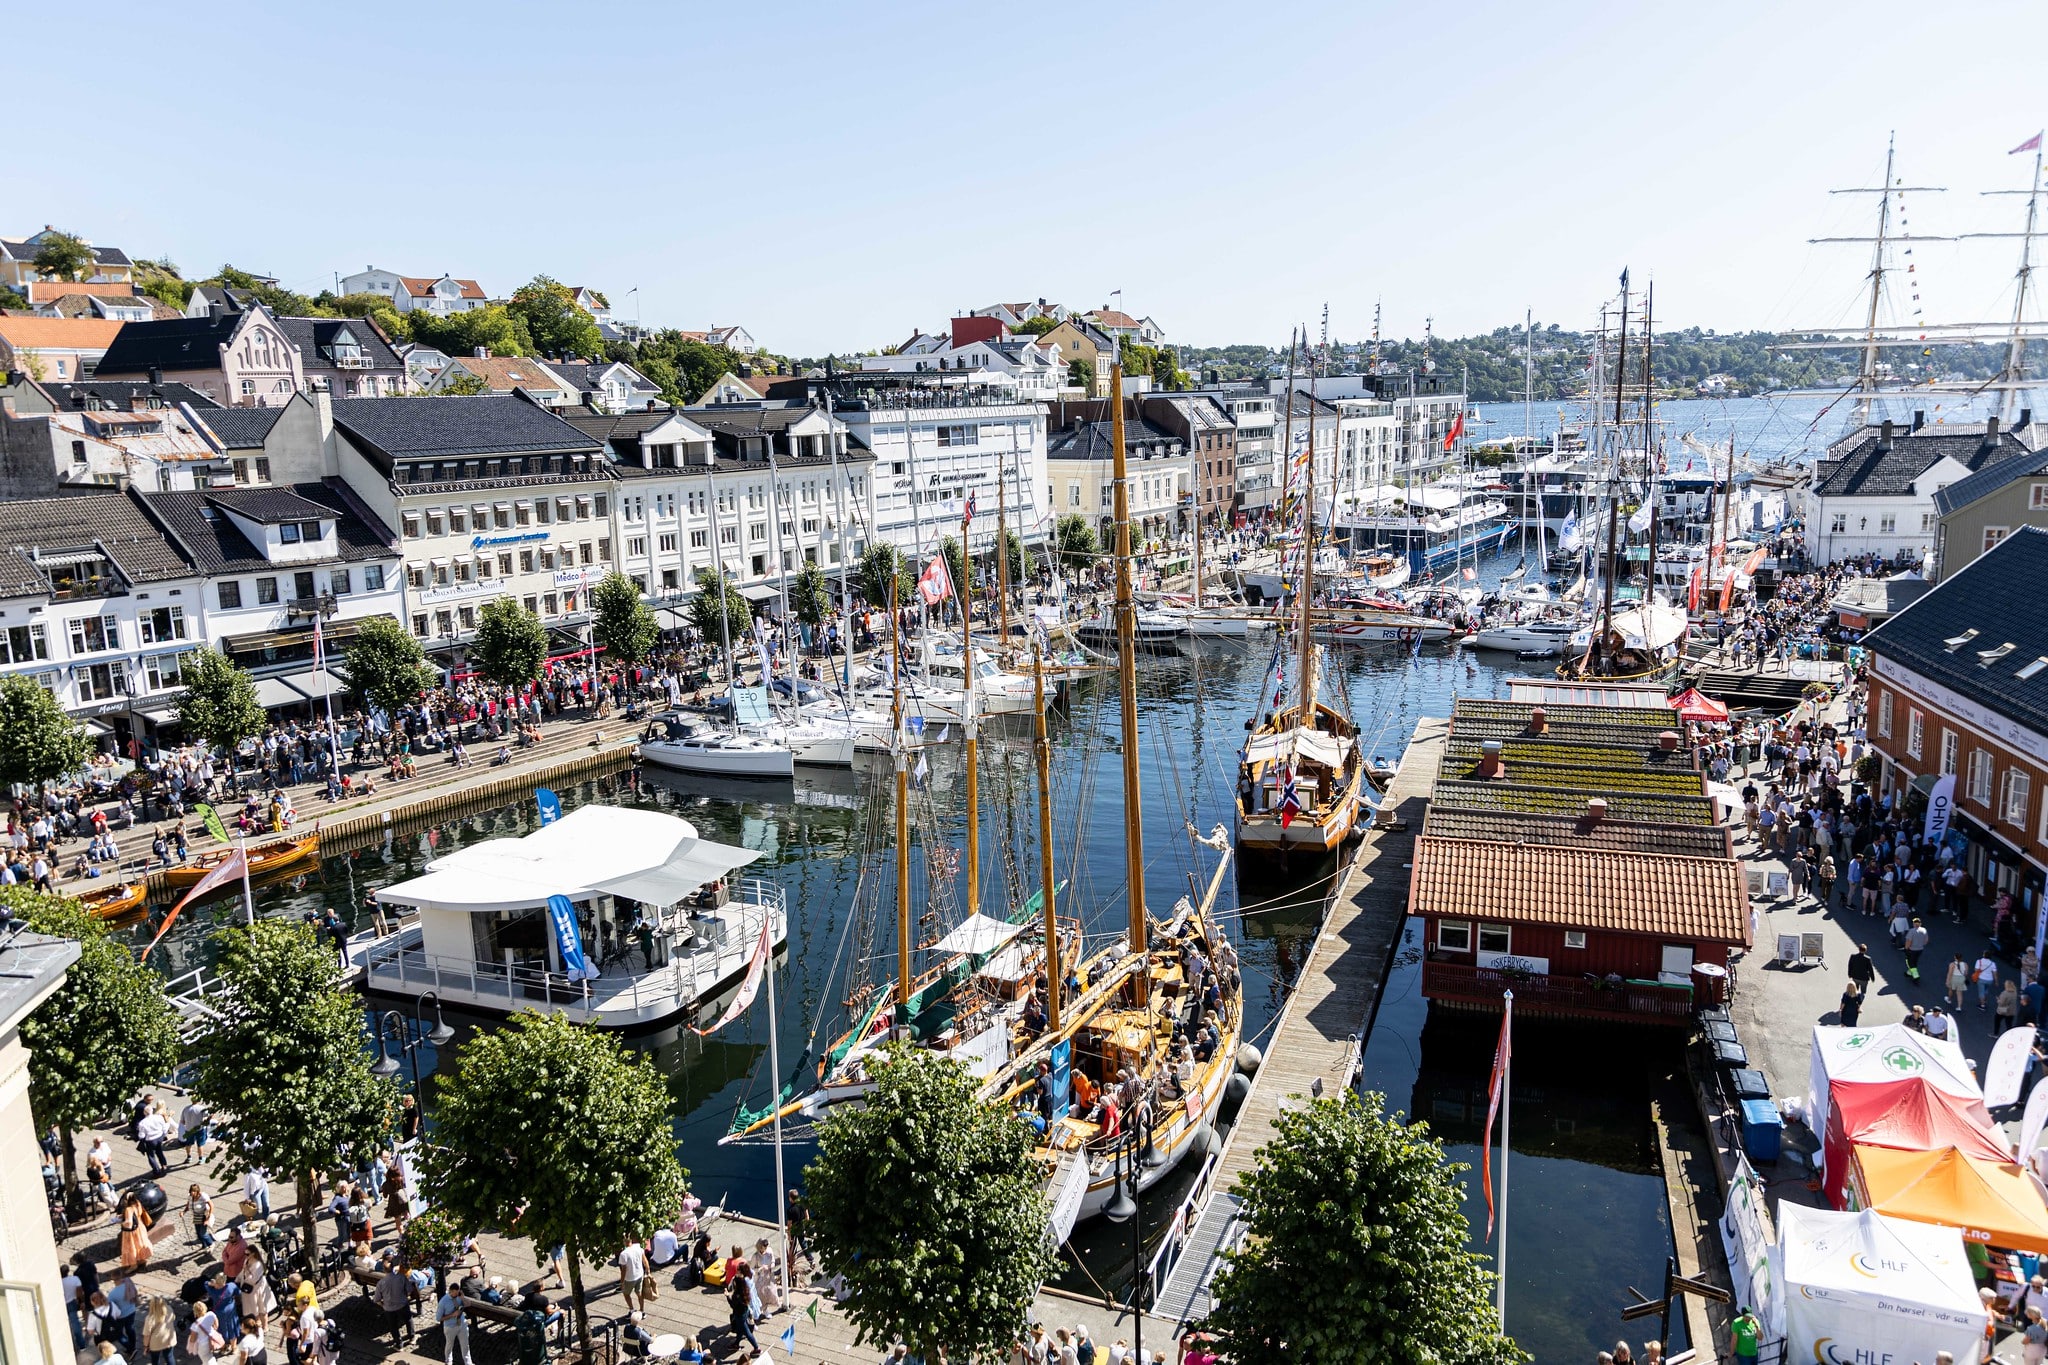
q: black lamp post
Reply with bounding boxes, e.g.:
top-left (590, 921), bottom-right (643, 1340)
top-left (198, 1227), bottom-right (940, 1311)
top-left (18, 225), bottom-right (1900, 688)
top-left (1102, 1105), bottom-right (1158, 1365)
top-left (371, 990), bottom-right (455, 1094)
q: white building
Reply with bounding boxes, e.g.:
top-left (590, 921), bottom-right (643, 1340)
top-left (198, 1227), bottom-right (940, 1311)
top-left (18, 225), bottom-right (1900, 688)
top-left (813, 377), bottom-right (1051, 559)
top-left (1271, 372), bottom-right (1464, 485)
top-left (1045, 417), bottom-right (1188, 542)
top-left (1808, 417), bottom-right (2038, 566)
top-left (0, 396), bottom-right (232, 495)
top-left (337, 268), bottom-right (490, 316)
top-left (0, 926), bottom-right (80, 1365)
top-left (859, 337), bottom-right (1065, 399)
top-left (1198, 387), bottom-right (1276, 512)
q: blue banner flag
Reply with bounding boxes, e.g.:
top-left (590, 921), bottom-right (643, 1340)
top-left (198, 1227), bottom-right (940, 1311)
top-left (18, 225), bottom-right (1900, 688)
top-left (779, 1325), bottom-right (796, 1358)
top-left (536, 788), bottom-right (562, 826)
top-left (546, 894), bottom-right (599, 981)
top-left (1049, 1038), bottom-right (1072, 1117)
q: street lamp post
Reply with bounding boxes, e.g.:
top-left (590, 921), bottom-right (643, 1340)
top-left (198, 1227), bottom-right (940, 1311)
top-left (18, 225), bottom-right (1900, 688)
top-left (370, 990), bottom-right (455, 1096)
top-left (1102, 1104), bottom-right (1158, 1365)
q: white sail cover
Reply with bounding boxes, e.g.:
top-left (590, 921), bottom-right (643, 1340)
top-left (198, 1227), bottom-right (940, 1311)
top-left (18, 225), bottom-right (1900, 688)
top-left (1570, 602), bottom-right (1688, 653)
top-left (931, 912), bottom-right (1028, 958)
top-left (1243, 726), bottom-right (1354, 770)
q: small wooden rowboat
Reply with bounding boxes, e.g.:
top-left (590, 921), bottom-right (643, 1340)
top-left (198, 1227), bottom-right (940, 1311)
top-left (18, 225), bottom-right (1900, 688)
top-left (159, 833), bottom-right (320, 889)
top-left (69, 881), bottom-right (148, 921)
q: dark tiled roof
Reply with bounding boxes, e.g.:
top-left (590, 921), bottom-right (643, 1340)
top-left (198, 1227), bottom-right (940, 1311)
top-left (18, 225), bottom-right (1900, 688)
top-left (561, 405), bottom-right (678, 449)
top-left (196, 406), bottom-right (287, 449)
top-left (140, 482), bottom-right (394, 576)
top-left (16, 378), bottom-right (223, 411)
top-left (94, 313), bottom-right (243, 374)
top-left (1811, 425), bottom-right (2033, 499)
top-left (1408, 836), bottom-right (1749, 944)
top-left (1863, 526), bottom-right (2048, 736)
top-left (1420, 806), bottom-right (1732, 858)
top-left (330, 395), bottom-right (601, 462)
top-left (1046, 419), bottom-right (1183, 460)
top-left (1932, 446), bottom-right (2048, 517)
top-left (0, 490), bottom-right (193, 585)
top-left (276, 316), bottom-right (402, 372)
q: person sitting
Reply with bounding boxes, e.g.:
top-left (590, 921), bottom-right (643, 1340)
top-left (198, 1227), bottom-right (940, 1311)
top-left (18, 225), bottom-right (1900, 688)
top-left (1069, 1069), bottom-right (1098, 1119)
top-left (1194, 1022), bottom-right (1220, 1065)
top-left (621, 1311), bottom-right (653, 1357)
top-left (1021, 993), bottom-right (1046, 1037)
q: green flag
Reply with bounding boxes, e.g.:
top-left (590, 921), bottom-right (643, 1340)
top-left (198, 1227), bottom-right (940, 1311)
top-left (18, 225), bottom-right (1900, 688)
top-left (195, 803), bottom-right (230, 845)
top-left (805, 1298), bottom-right (817, 1325)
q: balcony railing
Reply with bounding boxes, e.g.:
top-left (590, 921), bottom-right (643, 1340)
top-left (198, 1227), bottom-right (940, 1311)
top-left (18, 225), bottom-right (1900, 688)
top-left (1422, 958), bottom-right (1695, 1023)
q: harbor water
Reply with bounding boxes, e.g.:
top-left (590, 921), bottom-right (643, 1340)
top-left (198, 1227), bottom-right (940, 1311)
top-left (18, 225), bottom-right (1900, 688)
top-left (135, 550), bottom-right (1686, 1359)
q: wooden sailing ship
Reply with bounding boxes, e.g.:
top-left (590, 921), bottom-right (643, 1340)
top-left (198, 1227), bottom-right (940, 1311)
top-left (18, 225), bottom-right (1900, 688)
top-left (159, 832), bottom-right (318, 888)
top-left (1237, 334), bottom-right (1370, 856)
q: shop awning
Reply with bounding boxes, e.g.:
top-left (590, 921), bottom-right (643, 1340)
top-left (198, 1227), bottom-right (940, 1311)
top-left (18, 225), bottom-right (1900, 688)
top-left (739, 583), bottom-right (780, 603)
top-left (252, 676), bottom-right (306, 707)
top-left (297, 668), bottom-right (351, 700)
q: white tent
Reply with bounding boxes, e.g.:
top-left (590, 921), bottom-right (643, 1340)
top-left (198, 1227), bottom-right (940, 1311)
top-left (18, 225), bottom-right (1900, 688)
top-left (1776, 1204), bottom-right (1986, 1365)
top-left (1807, 1023), bottom-right (1980, 1134)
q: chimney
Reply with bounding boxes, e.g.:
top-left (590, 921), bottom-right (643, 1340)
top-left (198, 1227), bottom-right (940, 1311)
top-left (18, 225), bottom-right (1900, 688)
top-left (2021, 408), bottom-right (2034, 432)
top-left (1584, 797), bottom-right (1608, 825)
top-left (1657, 730), bottom-right (1681, 753)
top-left (1879, 418), bottom-right (1894, 449)
top-left (1527, 706), bottom-right (1548, 735)
top-left (1912, 409), bottom-right (1926, 432)
top-left (1987, 415), bottom-right (2001, 440)
top-left (1474, 740), bottom-right (1506, 780)
top-left (148, 365), bottom-right (162, 387)
top-left (473, 347), bottom-right (490, 359)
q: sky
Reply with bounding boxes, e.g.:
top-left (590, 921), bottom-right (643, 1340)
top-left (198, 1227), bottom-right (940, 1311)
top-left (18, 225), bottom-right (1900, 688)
top-left (14, 0), bottom-right (2048, 356)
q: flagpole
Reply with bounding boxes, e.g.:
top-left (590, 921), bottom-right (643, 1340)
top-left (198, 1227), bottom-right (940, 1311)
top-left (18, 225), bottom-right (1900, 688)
top-left (239, 831), bottom-right (254, 926)
top-left (765, 911), bottom-right (789, 1311)
top-left (1497, 988), bottom-right (1512, 1322)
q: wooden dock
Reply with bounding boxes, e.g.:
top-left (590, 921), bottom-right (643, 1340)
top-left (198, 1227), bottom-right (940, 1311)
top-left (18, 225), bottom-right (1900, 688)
top-left (1153, 717), bottom-right (1445, 1325)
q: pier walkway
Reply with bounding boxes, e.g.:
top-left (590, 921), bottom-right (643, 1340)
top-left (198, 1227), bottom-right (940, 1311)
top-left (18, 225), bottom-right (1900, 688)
top-left (1151, 717), bottom-right (1446, 1325)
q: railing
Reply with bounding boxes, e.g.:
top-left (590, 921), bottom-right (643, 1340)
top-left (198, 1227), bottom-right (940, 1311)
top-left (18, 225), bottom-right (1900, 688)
top-left (360, 881), bottom-right (786, 1023)
top-left (1422, 959), bottom-right (1695, 1021)
top-left (1141, 1148), bottom-right (1222, 1310)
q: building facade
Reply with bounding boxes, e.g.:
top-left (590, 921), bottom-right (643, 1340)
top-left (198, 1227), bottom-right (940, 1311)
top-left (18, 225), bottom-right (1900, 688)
top-left (93, 306), bottom-right (306, 409)
top-left (1864, 528), bottom-right (2048, 927)
top-left (336, 268), bottom-right (490, 315)
top-left (1808, 417), bottom-right (2035, 567)
top-left (1045, 416), bottom-right (1188, 543)
top-left (1931, 444), bottom-right (2048, 583)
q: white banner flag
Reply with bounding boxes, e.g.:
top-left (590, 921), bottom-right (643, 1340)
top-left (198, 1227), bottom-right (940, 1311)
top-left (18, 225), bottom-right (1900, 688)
top-left (691, 919), bottom-right (774, 1036)
top-left (1986, 1023), bottom-right (2037, 1109)
top-left (1923, 772), bottom-right (1957, 844)
top-left (2020, 1077), bottom-right (2048, 1162)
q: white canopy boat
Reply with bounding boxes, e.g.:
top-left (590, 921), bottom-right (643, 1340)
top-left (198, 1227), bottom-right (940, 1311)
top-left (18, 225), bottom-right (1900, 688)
top-left (365, 805), bottom-right (787, 1029)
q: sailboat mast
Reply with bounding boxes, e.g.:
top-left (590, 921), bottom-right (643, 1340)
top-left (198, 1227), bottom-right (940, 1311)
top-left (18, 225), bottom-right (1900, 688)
top-left (1188, 410), bottom-right (1203, 612)
top-left (709, 478), bottom-right (738, 736)
top-left (1522, 308), bottom-right (1533, 566)
top-left (1719, 434), bottom-right (1737, 585)
top-left (996, 440), bottom-right (1012, 653)
top-left (1853, 134), bottom-right (1899, 429)
top-left (961, 503), bottom-right (979, 922)
top-left (1032, 645), bottom-right (1059, 1033)
top-left (1298, 335), bottom-right (1316, 718)
top-left (891, 575), bottom-right (911, 1013)
top-left (1641, 285), bottom-right (1661, 603)
top-left (1109, 356), bottom-right (1148, 994)
top-left (828, 398), bottom-right (855, 694)
top-left (1597, 278), bottom-right (1631, 672)
top-left (1999, 138), bottom-right (2045, 424)
top-left (1277, 331), bottom-right (1299, 713)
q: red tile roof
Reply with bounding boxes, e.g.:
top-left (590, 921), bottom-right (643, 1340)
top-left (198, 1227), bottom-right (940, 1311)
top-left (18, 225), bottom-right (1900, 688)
top-left (0, 316), bottom-right (126, 349)
top-left (397, 275), bottom-right (487, 300)
top-left (26, 281), bottom-right (137, 303)
top-left (1406, 835), bottom-right (1751, 945)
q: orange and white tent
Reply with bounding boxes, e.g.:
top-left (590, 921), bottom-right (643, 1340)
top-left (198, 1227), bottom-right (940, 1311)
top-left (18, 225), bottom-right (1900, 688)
top-left (1849, 1144), bottom-right (2048, 1251)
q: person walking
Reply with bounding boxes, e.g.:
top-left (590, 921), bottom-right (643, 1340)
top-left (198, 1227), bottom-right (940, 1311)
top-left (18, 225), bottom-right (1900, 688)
top-left (1847, 944), bottom-right (1875, 996)
top-left (375, 1264), bottom-right (413, 1345)
top-left (1999, 981), bottom-right (2022, 1034)
top-left (1976, 953), bottom-right (2000, 1010)
top-left (1905, 918), bottom-right (1930, 982)
top-left (436, 1284), bottom-right (468, 1365)
top-left (117, 1191), bottom-right (153, 1271)
top-left (614, 1239), bottom-right (648, 1313)
top-left (140, 1299), bottom-right (176, 1365)
top-left (1840, 980), bottom-right (1864, 1026)
top-left (1947, 955), bottom-right (1971, 1010)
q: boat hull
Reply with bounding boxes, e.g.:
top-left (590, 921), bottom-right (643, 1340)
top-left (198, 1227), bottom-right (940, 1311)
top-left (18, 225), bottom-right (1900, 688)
top-left (640, 738), bottom-right (796, 778)
top-left (70, 882), bottom-right (148, 921)
top-left (1470, 625), bottom-right (1573, 656)
top-left (160, 834), bottom-right (318, 888)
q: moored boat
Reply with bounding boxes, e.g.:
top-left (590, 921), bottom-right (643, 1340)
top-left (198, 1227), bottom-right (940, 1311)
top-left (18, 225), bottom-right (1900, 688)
top-left (160, 833), bottom-right (318, 888)
top-left (70, 880), bottom-right (148, 921)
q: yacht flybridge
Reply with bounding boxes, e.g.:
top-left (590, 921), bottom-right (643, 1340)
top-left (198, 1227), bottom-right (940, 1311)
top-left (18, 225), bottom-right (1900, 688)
top-left (364, 806), bottom-right (787, 1029)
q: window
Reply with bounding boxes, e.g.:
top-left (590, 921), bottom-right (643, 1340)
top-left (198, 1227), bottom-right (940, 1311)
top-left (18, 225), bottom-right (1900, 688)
top-left (255, 457), bottom-right (270, 483)
top-left (935, 424), bottom-right (978, 447)
top-left (1877, 690), bottom-right (1893, 737)
top-left (2003, 769), bottom-right (2033, 825)
top-left (495, 554), bottom-right (511, 578)
top-left (543, 593), bottom-right (559, 616)
top-left (661, 569), bottom-right (678, 590)
top-left (689, 531), bottom-right (707, 548)
top-left (476, 557), bottom-right (492, 580)
top-left (1069, 483), bottom-right (1081, 507)
top-left (494, 505), bottom-right (512, 529)
top-left (1921, 512), bottom-right (1937, 534)
top-left (401, 513), bottom-right (420, 539)
top-left (749, 522), bottom-right (766, 542)
top-left (1878, 513), bottom-right (1896, 535)
top-left (1969, 748), bottom-right (1995, 804)
top-left (412, 614), bottom-right (428, 638)
top-left (629, 537), bottom-right (647, 557)
top-left (522, 596), bottom-right (538, 615)
top-left (720, 526), bottom-right (737, 544)
top-left (1941, 728), bottom-right (1958, 776)
top-left (1906, 709), bottom-right (1924, 759)
top-left (534, 499), bottom-right (551, 524)
top-left (217, 580), bottom-right (242, 609)
top-left (1436, 921), bottom-right (1472, 953)
top-left (331, 568), bottom-right (351, 596)
top-left (448, 509), bottom-right (468, 534)
top-left (515, 502), bottom-right (532, 527)
top-left (520, 550), bottom-right (536, 573)
top-left (594, 494), bottom-right (609, 518)
top-left (137, 606), bottom-right (187, 644)
top-left (1830, 514), bottom-right (1847, 534)
top-left (67, 615), bottom-right (118, 654)
top-left (458, 605), bottom-right (477, 631)
top-left (556, 498), bottom-right (573, 523)
top-left (575, 497), bottom-right (591, 520)
top-left (1564, 931), bottom-right (1587, 950)
top-left (1986, 526), bottom-right (2012, 554)
top-left (406, 563), bottom-right (426, 589)
top-left (280, 522), bottom-right (302, 544)
top-left (70, 439), bottom-right (87, 465)
top-left (434, 610), bottom-right (453, 637)
top-left (76, 659), bottom-right (129, 701)
top-left (425, 510), bottom-right (444, 536)
top-left (453, 560), bottom-right (471, 584)
top-left (1, 622), bottom-right (49, 664)
top-left (2032, 483), bottom-right (2048, 510)
top-left (143, 652), bottom-right (188, 691)
top-left (363, 564), bottom-right (385, 591)
top-left (1477, 924), bottom-right (1512, 955)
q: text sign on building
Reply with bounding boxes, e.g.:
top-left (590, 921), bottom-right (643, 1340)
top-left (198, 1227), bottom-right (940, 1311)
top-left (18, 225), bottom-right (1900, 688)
top-left (1477, 950), bottom-right (1550, 976)
top-left (472, 532), bottom-right (551, 549)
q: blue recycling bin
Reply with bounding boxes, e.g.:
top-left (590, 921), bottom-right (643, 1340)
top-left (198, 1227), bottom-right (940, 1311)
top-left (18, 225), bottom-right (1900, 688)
top-left (1740, 1098), bottom-right (1783, 1162)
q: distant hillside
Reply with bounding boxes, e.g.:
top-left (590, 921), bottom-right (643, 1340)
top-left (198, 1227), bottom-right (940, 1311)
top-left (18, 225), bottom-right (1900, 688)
top-left (1176, 325), bottom-right (2034, 402)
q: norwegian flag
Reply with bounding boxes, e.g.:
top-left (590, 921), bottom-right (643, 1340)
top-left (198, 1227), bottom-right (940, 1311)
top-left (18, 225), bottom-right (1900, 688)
top-left (1480, 1005), bottom-right (1512, 1236)
top-left (1277, 764), bottom-right (1303, 829)
top-left (963, 492), bottom-right (976, 527)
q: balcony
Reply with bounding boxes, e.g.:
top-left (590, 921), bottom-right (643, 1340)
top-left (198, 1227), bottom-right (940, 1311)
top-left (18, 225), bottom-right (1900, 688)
top-left (1422, 959), bottom-right (1695, 1025)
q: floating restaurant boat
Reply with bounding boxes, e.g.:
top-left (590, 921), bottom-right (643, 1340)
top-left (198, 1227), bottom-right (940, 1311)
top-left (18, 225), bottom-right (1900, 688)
top-left (159, 832), bottom-right (318, 888)
top-left (365, 804), bottom-right (785, 1029)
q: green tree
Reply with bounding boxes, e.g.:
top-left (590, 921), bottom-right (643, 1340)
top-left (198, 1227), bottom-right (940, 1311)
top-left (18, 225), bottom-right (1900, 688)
top-left (341, 616), bottom-right (438, 717)
top-left (1013, 315), bottom-right (1058, 336)
top-left (635, 331), bottom-right (742, 405)
top-left (507, 275), bottom-right (604, 360)
top-left (804, 1045), bottom-right (1054, 1360)
top-left (1052, 513), bottom-right (1099, 573)
top-left (32, 230), bottom-right (95, 282)
top-left (134, 257), bottom-right (190, 310)
top-left (430, 370), bottom-right (492, 396)
top-left (421, 1011), bottom-right (686, 1359)
top-left (688, 568), bottom-right (752, 662)
top-left (0, 674), bottom-right (93, 790)
top-left (1207, 1091), bottom-right (1524, 1365)
top-left (328, 292), bottom-right (409, 338)
top-left (590, 570), bottom-right (658, 665)
top-left (790, 561), bottom-right (832, 633)
top-left (201, 265), bottom-right (324, 318)
top-left (187, 920), bottom-right (399, 1265)
top-left (174, 648), bottom-right (266, 784)
top-left (1067, 357), bottom-right (1092, 390)
top-left (406, 304), bottom-right (533, 360)
top-left (469, 598), bottom-right (548, 688)
top-left (856, 543), bottom-right (913, 610)
top-left (5, 889), bottom-right (179, 1186)
top-left (999, 528), bottom-right (1034, 586)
